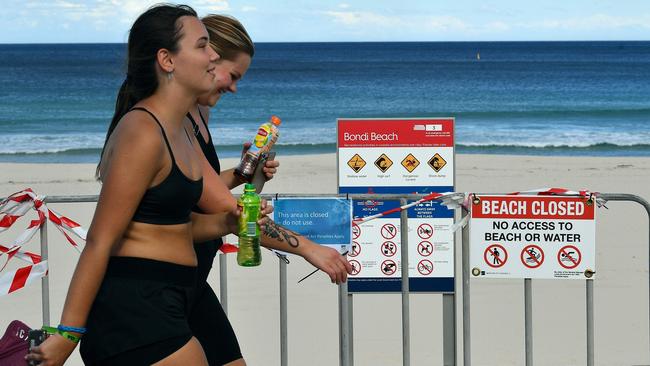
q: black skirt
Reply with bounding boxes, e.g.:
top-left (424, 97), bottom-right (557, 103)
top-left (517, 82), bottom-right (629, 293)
top-left (80, 256), bottom-right (197, 365)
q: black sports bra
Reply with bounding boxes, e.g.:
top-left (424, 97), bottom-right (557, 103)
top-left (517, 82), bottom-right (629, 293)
top-left (130, 107), bottom-right (203, 225)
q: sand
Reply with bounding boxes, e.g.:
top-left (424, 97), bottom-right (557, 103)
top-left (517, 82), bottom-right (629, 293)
top-left (1, 154), bottom-right (648, 366)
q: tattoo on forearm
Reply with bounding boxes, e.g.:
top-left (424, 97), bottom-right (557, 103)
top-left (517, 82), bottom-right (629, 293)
top-left (264, 220), bottom-right (300, 248)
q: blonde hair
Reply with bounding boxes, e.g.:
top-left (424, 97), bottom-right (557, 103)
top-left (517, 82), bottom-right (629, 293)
top-left (201, 14), bottom-right (254, 60)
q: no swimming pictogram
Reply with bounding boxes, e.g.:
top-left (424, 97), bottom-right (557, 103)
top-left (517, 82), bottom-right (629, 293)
top-left (381, 223), bottom-right (397, 239)
top-left (381, 241), bottom-right (397, 257)
top-left (349, 260), bottom-right (361, 275)
top-left (381, 259), bottom-right (397, 275)
top-left (417, 223), bottom-right (433, 239)
top-left (352, 222), bottom-right (360, 239)
top-left (484, 244), bottom-right (508, 268)
top-left (349, 241), bottom-right (361, 257)
top-left (417, 259), bottom-right (433, 275)
top-left (558, 245), bottom-right (581, 269)
top-left (520, 244), bottom-right (544, 269)
top-left (417, 241), bottom-right (433, 257)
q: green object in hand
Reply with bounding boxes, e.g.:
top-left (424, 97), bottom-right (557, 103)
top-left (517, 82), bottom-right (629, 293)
top-left (237, 183), bottom-right (261, 266)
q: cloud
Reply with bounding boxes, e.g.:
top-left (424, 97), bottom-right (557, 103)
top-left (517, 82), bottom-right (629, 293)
top-left (520, 13), bottom-right (650, 30)
top-left (241, 5), bottom-right (257, 12)
top-left (322, 11), bottom-right (401, 27)
top-left (338, 3), bottom-right (350, 9)
top-left (323, 11), bottom-right (467, 32)
top-left (193, 0), bottom-right (230, 12)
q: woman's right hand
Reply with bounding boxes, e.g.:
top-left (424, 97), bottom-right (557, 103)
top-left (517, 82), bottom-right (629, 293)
top-left (26, 334), bottom-right (77, 366)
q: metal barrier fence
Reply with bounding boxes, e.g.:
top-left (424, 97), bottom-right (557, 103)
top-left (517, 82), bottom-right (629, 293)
top-left (11, 192), bottom-right (650, 365)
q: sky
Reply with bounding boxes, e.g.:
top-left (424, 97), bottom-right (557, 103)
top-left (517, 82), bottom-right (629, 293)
top-left (2, 0), bottom-right (650, 43)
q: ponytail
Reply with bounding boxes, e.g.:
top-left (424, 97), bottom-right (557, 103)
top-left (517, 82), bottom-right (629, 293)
top-left (95, 4), bottom-right (198, 179)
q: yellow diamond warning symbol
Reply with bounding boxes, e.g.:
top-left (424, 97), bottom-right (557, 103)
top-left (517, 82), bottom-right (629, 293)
top-left (374, 154), bottom-right (393, 173)
top-left (348, 154), bottom-right (366, 173)
top-left (428, 153), bottom-right (447, 172)
top-left (401, 154), bottom-right (420, 173)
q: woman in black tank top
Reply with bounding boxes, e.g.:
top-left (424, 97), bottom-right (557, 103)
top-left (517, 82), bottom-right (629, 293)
top-left (184, 15), bottom-right (354, 366)
top-left (26, 6), bottom-right (273, 366)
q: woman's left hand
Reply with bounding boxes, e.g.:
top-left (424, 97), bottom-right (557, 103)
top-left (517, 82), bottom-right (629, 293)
top-left (302, 244), bottom-right (353, 285)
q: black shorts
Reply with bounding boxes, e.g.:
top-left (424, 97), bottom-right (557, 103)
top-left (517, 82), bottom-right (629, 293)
top-left (190, 240), bottom-right (243, 365)
top-left (80, 257), bottom-right (197, 365)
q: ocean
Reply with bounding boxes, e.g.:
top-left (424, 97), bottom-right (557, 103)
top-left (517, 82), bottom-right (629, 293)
top-left (0, 41), bottom-right (649, 163)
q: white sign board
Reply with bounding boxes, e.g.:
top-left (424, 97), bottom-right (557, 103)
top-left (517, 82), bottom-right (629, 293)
top-left (469, 195), bottom-right (596, 279)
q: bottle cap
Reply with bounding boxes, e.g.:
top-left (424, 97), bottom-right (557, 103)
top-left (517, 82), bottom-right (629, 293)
top-left (244, 183), bottom-right (256, 191)
top-left (270, 115), bottom-right (281, 126)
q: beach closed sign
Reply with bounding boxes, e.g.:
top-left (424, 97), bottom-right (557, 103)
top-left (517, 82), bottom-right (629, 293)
top-left (469, 195), bottom-right (595, 279)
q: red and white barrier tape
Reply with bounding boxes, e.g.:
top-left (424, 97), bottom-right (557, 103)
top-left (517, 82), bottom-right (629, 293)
top-left (0, 189), bottom-right (88, 296)
top-left (352, 192), bottom-right (465, 225)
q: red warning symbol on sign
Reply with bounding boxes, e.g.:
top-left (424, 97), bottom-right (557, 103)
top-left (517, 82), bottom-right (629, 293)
top-left (417, 223), bottom-right (433, 239)
top-left (352, 222), bottom-right (360, 239)
top-left (484, 244), bottom-right (508, 268)
top-left (349, 241), bottom-right (361, 257)
top-left (557, 245), bottom-right (581, 269)
top-left (381, 259), bottom-right (397, 275)
top-left (381, 241), bottom-right (397, 257)
top-left (417, 259), bottom-right (434, 275)
top-left (349, 260), bottom-right (361, 275)
top-left (520, 244), bottom-right (544, 269)
top-left (417, 241), bottom-right (433, 257)
top-left (381, 223), bottom-right (397, 239)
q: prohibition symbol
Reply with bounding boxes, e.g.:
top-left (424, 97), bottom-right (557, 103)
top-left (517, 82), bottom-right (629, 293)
top-left (558, 245), bottom-right (581, 269)
top-left (352, 222), bottom-right (360, 239)
top-left (381, 241), bottom-right (397, 257)
top-left (381, 259), bottom-right (397, 275)
top-left (417, 223), bottom-right (433, 239)
top-left (381, 223), bottom-right (397, 239)
top-left (349, 260), bottom-right (361, 275)
top-left (349, 241), bottom-right (361, 257)
top-left (520, 245), bottom-right (544, 269)
top-left (417, 241), bottom-right (433, 256)
top-left (417, 259), bottom-right (434, 275)
top-left (484, 244), bottom-right (507, 268)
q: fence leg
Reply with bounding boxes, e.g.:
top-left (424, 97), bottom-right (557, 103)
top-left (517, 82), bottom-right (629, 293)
top-left (400, 198), bottom-right (411, 366)
top-left (339, 281), bottom-right (350, 366)
top-left (219, 253), bottom-right (228, 314)
top-left (280, 258), bottom-right (288, 366)
top-left (586, 279), bottom-right (594, 366)
top-left (461, 208), bottom-right (471, 366)
top-left (40, 220), bottom-right (50, 326)
top-left (443, 293), bottom-right (456, 366)
top-left (525, 279), bottom-right (533, 366)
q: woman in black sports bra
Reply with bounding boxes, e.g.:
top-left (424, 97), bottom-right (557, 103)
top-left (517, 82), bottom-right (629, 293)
top-left (183, 15), bottom-right (354, 366)
top-left (26, 6), bottom-right (271, 366)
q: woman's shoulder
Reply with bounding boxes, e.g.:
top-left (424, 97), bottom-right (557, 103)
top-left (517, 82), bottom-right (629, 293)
top-left (111, 110), bottom-right (166, 157)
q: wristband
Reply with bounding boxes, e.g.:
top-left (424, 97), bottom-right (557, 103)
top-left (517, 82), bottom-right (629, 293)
top-left (57, 324), bottom-right (87, 334)
top-left (42, 326), bottom-right (81, 344)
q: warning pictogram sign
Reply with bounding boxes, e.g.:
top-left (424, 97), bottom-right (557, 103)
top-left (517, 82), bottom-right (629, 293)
top-left (352, 222), bottom-right (360, 239)
top-left (381, 259), bottom-right (397, 275)
top-left (484, 244), bottom-right (507, 268)
top-left (381, 241), bottom-right (397, 257)
top-left (418, 259), bottom-right (434, 275)
top-left (381, 223), bottom-right (397, 239)
top-left (428, 153), bottom-right (447, 172)
top-left (401, 153), bottom-right (420, 173)
top-left (349, 241), bottom-right (361, 257)
top-left (520, 245), bottom-right (544, 269)
top-left (347, 154), bottom-right (366, 173)
top-left (374, 154), bottom-right (393, 173)
top-left (349, 260), bottom-right (361, 275)
top-left (417, 241), bottom-right (433, 257)
top-left (558, 245), bottom-right (581, 269)
top-left (417, 223), bottom-right (433, 239)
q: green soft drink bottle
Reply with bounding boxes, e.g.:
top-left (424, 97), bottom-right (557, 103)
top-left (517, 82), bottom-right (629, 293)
top-left (237, 183), bottom-right (262, 266)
